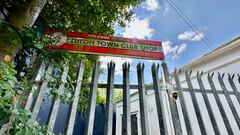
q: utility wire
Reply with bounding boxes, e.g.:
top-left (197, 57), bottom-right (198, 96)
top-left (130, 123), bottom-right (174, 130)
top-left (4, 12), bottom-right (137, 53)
top-left (167, 0), bottom-right (214, 49)
top-left (168, 0), bottom-right (214, 47)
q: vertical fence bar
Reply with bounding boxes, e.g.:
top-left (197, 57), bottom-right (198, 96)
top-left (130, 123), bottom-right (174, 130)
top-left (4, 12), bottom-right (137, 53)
top-left (162, 63), bottom-right (182, 135)
top-left (84, 61), bottom-right (101, 135)
top-left (151, 63), bottom-right (168, 135)
top-left (208, 73), bottom-right (234, 135)
top-left (31, 64), bottom-right (54, 120)
top-left (122, 62), bottom-right (131, 135)
top-left (137, 63), bottom-right (150, 135)
top-left (185, 71), bottom-right (207, 135)
top-left (228, 74), bottom-right (240, 104)
top-left (197, 71), bottom-right (220, 135)
top-left (173, 69), bottom-right (192, 135)
top-left (104, 62), bottom-right (115, 135)
top-left (218, 73), bottom-right (240, 129)
top-left (25, 60), bottom-right (46, 110)
top-left (66, 61), bottom-right (85, 135)
top-left (47, 63), bottom-right (70, 132)
top-left (238, 74), bottom-right (240, 85)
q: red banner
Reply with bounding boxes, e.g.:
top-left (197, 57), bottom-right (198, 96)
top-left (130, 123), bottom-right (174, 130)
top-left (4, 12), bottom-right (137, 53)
top-left (45, 30), bottom-right (164, 60)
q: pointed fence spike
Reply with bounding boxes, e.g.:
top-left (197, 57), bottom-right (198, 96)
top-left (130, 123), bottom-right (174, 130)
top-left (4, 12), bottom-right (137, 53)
top-left (238, 74), bottom-right (240, 84)
top-left (174, 68), bottom-right (177, 73)
top-left (228, 73), bottom-right (240, 105)
top-left (218, 71), bottom-right (240, 129)
top-left (137, 62), bottom-right (150, 135)
top-left (197, 70), bottom-right (221, 135)
top-left (218, 73), bottom-right (222, 80)
top-left (185, 71), bottom-right (190, 77)
top-left (179, 68), bottom-right (182, 73)
top-left (151, 61), bottom-right (168, 135)
top-left (228, 73), bottom-right (233, 80)
top-left (151, 64), bottom-right (155, 72)
top-left (231, 74), bottom-right (233, 79)
top-left (173, 66), bottom-right (190, 135)
top-left (122, 63), bottom-right (125, 69)
top-left (185, 71), bottom-right (188, 76)
top-left (122, 61), bottom-right (131, 135)
top-left (47, 63), bottom-right (70, 132)
top-left (157, 63), bottom-right (160, 70)
top-left (66, 62), bottom-right (85, 135)
top-left (197, 71), bottom-right (200, 77)
top-left (152, 62), bottom-right (156, 67)
top-left (198, 71), bottom-right (203, 77)
top-left (137, 63), bottom-right (141, 69)
top-left (110, 61), bottom-right (113, 67)
top-left (207, 73), bottom-right (210, 78)
top-left (113, 62), bottom-right (116, 68)
top-left (189, 70), bottom-right (192, 75)
top-left (84, 61), bottom-right (101, 135)
top-left (208, 72), bottom-right (234, 134)
top-left (185, 69), bottom-right (207, 135)
top-left (152, 63), bottom-right (156, 70)
top-left (104, 60), bottom-right (115, 135)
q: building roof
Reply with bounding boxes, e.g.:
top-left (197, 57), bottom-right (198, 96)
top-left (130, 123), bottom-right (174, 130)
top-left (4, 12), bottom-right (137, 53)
top-left (179, 36), bottom-right (240, 71)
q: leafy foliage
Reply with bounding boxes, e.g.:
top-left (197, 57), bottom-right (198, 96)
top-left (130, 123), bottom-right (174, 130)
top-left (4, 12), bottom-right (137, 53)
top-left (1, 0), bottom-right (143, 134)
top-left (0, 62), bottom-right (49, 135)
top-left (10, 107), bottom-right (51, 135)
top-left (0, 62), bottom-right (16, 126)
top-left (39, 0), bottom-right (142, 34)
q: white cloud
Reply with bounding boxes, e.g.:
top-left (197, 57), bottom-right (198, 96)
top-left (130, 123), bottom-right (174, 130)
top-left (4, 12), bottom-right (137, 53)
top-left (99, 56), bottom-right (133, 75)
top-left (142, 0), bottom-right (160, 11)
top-left (163, 5), bottom-right (170, 14)
top-left (162, 41), bottom-right (187, 59)
top-left (178, 31), bottom-right (204, 41)
top-left (122, 16), bottom-right (154, 39)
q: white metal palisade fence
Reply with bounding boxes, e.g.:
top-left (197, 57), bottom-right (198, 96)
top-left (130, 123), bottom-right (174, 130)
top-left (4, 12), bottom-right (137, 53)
top-left (1, 60), bottom-right (240, 135)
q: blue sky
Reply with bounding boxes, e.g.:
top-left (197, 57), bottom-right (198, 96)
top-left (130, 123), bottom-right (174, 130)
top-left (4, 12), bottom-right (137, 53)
top-left (99, 0), bottom-right (240, 84)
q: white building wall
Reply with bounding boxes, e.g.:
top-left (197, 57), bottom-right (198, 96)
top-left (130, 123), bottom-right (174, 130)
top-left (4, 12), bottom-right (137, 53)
top-left (116, 91), bottom-right (142, 135)
top-left (116, 38), bottom-right (240, 135)
top-left (173, 42), bottom-right (240, 135)
top-left (177, 44), bottom-right (240, 90)
top-left (116, 90), bottom-right (178, 135)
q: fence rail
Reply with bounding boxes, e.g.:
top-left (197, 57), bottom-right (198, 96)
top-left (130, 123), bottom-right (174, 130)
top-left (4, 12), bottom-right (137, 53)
top-left (1, 61), bottom-right (240, 135)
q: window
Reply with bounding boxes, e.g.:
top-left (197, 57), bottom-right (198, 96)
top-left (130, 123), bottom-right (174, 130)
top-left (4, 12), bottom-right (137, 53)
top-left (121, 114), bottom-right (138, 135)
top-left (131, 114), bottom-right (138, 135)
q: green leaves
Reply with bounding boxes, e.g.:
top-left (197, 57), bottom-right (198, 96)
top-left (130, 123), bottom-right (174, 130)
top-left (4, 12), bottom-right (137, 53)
top-left (34, 41), bottom-right (45, 49)
top-left (0, 0), bottom-right (143, 134)
top-left (11, 107), bottom-right (48, 135)
top-left (0, 63), bottom-right (16, 108)
top-left (0, 61), bottom-right (49, 134)
top-left (19, 26), bottom-right (48, 49)
top-left (40, 0), bottom-right (142, 35)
